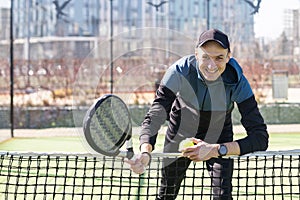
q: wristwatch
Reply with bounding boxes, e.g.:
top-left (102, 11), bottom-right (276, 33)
top-left (218, 144), bottom-right (228, 157)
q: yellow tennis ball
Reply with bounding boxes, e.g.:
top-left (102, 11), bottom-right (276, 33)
top-left (178, 138), bottom-right (194, 151)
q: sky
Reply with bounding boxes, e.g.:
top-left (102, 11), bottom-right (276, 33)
top-left (254, 0), bottom-right (300, 39)
top-left (0, 0), bottom-right (299, 40)
top-left (0, 0), bottom-right (9, 8)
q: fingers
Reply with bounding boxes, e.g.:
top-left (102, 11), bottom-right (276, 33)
top-left (140, 152), bottom-right (151, 166)
top-left (180, 140), bottom-right (211, 161)
top-left (192, 138), bottom-right (202, 144)
top-left (181, 145), bottom-right (198, 161)
top-left (180, 140), bottom-right (201, 153)
top-left (125, 158), bottom-right (145, 174)
top-left (125, 153), bottom-right (150, 175)
top-left (179, 138), bottom-right (203, 153)
top-left (129, 162), bottom-right (146, 174)
top-left (181, 149), bottom-right (198, 159)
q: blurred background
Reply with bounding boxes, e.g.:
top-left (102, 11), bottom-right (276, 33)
top-left (0, 0), bottom-right (299, 133)
top-left (0, 2), bottom-right (299, 199)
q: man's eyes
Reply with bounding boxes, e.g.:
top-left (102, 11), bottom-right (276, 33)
top-left (216, 57), bottom-right (224, 60)
top-left (202, 55), bottom-right (224, 61)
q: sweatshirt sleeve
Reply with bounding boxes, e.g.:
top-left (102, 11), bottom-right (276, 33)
top-left (235, 95), bottom-right (269, 155)
top-left (139, 85), bottom-right (176, 150)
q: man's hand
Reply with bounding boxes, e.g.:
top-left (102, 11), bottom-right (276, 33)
top-left (124, 152), bottom-right (151, 174)
top-left (180, 138), bottom-right (219, 161)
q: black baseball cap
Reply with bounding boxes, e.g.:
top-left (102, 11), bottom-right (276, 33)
top-left (197, 29), bottom-right (230, 51)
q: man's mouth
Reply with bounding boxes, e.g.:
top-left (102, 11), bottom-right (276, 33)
top-left (205, 68), bottom-right (218, 74)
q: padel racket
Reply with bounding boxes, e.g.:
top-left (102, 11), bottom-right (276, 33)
top-left (83, 94), bottom-right (134, 159)
top-left (83, 94), bottom-right (187, 160)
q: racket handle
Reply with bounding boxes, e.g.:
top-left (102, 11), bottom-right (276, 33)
top-left (118, 149), bottom-right (134, 159)
top-left (126, 147), bottom-right (135, 159)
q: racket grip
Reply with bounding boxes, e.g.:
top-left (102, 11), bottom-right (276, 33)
top-left (126, 147), bottom-right (135, 159)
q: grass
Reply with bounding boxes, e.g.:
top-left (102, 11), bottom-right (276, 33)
top-left (0, 137), bottom-right (87, 152)
top-left (0, 132), bottom-right (299, 153)
top-left (267, 132), bottom-right (300, 150)
top-left (234, 132), bottom-right (300, 151)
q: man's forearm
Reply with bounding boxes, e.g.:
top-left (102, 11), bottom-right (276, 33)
top-left (224, 141), bottom-right (241, 156)
top-left (204, 141), bottom-right (241, 159)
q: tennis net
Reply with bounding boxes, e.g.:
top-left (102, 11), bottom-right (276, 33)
top-left (0, 150), bottom-right (299, 199)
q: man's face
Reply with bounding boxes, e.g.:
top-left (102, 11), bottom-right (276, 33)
top-left (195, 41), bottom-right (230, 81)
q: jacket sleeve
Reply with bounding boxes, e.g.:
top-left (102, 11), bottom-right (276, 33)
top-left (139, 85), bottom-right (176, 149)
top-left (235, 95), bottom-right (269, 155)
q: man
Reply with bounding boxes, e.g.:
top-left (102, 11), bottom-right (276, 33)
top-left (126, 29), bottom-right (269, 199)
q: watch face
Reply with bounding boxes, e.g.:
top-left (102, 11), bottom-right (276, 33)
top-left (219, 144), bottom-right (227, 156)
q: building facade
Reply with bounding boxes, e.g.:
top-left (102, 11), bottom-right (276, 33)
top-left (0, 0), bottom-right (256, 59)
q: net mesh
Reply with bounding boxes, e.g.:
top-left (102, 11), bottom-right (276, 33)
top-left (0, 150), bottom-right (299, 200)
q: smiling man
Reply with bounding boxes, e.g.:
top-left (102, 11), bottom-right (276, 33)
top-left (126, 29), bottom-right (269, 199)
top-left (196, 34), bottom-right (230, 81)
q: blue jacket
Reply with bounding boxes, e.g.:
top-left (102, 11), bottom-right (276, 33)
top-left (140, 55), bottom-right (268, 155)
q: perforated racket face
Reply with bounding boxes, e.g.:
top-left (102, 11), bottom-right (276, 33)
top-left (83, 95), bottom-right (132, 156)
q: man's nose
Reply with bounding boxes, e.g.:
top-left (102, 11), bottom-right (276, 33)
top-left (207, 59), bottom-right (217, 68)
